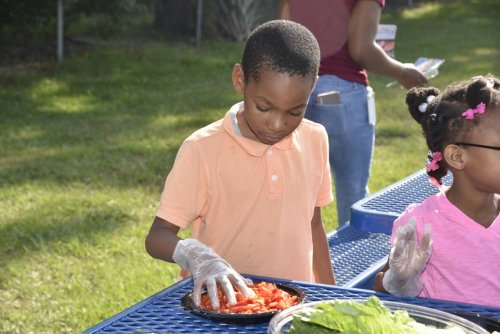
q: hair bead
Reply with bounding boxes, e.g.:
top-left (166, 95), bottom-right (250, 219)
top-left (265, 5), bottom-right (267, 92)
top-left (419, 103), bottom-right (428, 113)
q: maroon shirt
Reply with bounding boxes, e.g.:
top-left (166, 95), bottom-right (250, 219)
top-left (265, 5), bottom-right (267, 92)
top-left (288, 0), bottom-right (385, 85)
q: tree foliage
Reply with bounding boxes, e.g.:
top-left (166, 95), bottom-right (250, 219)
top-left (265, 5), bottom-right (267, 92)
top-left (0, 0), bottom-right (138, 38)
top-left (0, 0), bottom-right (438, 42)
top-left (0, 0), bottom-right (59, 36)
top-left (150, 0), bottom-right (277, 42)
top-left (152, 0), bottom-right (198, 39)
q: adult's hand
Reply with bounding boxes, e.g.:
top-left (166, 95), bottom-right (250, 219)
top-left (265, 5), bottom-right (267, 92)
top-left (397, 63), bottom-right (428, 89)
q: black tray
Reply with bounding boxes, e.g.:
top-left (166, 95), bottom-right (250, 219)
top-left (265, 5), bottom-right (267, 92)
top-left (181, 282), bottom-right (306, 324)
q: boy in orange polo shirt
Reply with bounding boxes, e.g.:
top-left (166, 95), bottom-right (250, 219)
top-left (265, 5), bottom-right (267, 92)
top-left (145, 20), bottom-right (335, 310)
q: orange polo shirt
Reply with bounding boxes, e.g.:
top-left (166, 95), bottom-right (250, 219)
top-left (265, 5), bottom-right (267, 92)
top-left (157, 102), bottom-right (333, 282)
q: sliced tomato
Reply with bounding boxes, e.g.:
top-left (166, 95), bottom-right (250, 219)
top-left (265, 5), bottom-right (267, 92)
top-left (198, 281), bottom-right (299, 314)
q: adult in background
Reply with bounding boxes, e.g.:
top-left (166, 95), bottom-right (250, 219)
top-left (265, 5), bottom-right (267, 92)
top-left (278, 0), bottom-right (427, 226)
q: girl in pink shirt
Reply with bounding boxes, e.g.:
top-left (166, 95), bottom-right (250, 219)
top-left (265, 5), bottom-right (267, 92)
top-left (374, 74), bottom-right (500, 308)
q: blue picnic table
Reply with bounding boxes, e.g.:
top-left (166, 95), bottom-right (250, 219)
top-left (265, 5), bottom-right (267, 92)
top-left (82, 169), bottom-right (498, 334)
top-left (82, 274), bottom-right (500, 334)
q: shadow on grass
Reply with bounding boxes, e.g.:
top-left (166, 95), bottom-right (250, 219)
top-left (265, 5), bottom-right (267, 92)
top-left (0, 42), bottom-right (241, 282)
top-left (0, 205), bottom-right (128, 282)
top-left (0, 41), bottom-right (240, 190)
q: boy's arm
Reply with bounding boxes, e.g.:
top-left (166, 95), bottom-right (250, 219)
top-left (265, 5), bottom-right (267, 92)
top-left (145, 216), bottom-right (181, 262)
top-left (145, 216), bottom-right (255, 309)
top-left (311, 207), bottom-right (336, 285)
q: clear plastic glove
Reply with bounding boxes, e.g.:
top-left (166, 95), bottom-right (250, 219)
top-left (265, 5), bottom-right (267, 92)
top-left (172, 238), bottom-right (255, 309)
top-left (383, 217), bottom-right (432, 297)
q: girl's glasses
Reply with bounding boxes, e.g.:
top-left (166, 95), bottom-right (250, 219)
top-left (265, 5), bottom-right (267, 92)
top-left (455, 142), bottom-right (500, 151)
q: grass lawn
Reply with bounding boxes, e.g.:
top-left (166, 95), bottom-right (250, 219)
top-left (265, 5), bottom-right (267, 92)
top-left (0, 1), bottom-right (498, 333)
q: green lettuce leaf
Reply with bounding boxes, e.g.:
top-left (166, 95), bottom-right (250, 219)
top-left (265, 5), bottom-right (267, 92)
top-left (288, 296), bottom-right (420, 334)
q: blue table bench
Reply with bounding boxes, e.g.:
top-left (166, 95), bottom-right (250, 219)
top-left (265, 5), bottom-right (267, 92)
top-left (327, 224), bottom-right (389, 289)
top-left (350, 169), bottom-right (453, 234)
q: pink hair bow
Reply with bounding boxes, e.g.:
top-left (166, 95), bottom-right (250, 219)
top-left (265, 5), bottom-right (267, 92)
top-left (462, 102), bottom-right (486, 120)
top-left (426, 151), bottom-right (442, 172)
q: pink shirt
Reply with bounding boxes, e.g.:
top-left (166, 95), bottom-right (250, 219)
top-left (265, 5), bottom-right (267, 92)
top-left (157, 102), bottom-right (333, 282)
top-left (391, 191), bottom-right (500, 308)
top-left (288, 0), bottom-right (385, 85)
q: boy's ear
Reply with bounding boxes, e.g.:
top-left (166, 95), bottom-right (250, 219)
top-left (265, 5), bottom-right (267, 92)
top-left (444, 144), bottom-right (466, 170)
top-left (232, 64), bottom-right (245, 95)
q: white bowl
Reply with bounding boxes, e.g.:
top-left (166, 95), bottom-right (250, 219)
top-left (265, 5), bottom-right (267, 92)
top-left (267, 299), bottom-right (489, 334)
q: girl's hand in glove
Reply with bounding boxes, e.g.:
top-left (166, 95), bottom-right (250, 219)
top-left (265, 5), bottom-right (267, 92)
top-left (383, 217), bottom-right (432, 297)
top-left (172, 238), bottom-right (255, 309)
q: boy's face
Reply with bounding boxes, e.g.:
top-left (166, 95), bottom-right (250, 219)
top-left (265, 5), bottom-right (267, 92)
top-left (232, 64), bottom-right (316, 145)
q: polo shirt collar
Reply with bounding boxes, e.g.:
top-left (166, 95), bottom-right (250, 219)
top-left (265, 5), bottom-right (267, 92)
top-left (223, 102), bottom-right (297, 157)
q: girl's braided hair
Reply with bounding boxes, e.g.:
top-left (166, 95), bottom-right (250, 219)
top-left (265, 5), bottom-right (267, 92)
top-left (405, 74), bottom-right (500, 185)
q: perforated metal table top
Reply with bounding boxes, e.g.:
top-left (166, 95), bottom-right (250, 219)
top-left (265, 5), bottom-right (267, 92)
top-left (350, 169), bottom-right (453, 234)
top-left (82, 275), bottom-right (500, 334)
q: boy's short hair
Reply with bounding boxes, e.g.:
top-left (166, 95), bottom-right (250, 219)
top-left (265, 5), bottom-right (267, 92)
top-left (241, 20), bottom-right (320, 84)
